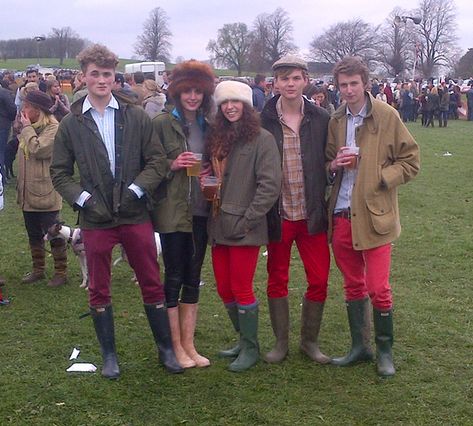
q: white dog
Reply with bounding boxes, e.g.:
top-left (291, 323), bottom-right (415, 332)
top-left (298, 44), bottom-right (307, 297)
top-left (44, 223), bottom-right (89, 289)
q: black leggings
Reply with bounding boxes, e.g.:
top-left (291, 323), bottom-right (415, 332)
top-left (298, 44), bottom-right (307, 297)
top-left (23, 210), bottom-right (60, 244)
top-left (160, 216), bottom-right (208, 308)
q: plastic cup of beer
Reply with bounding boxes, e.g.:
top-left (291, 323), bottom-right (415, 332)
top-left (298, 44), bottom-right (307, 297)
top-left (344, 146), bottom-right (360, 169)
top-left (202, 176), bottom-right (219, 200)
top-left (187, 153), bottom-right (203, 176)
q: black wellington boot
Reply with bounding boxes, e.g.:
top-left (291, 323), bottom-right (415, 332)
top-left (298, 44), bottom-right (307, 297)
top-left (144, 303), bottom-right (184, 374)
top-left (91, 305), bottom-right (120, 379)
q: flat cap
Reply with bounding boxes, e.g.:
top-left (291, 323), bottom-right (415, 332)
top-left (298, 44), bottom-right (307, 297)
top-left (272, 54), bottom-right (308, 71)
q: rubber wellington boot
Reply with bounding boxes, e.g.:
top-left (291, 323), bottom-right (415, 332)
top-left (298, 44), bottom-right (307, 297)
top-left (91, 305), bottom-right (120, 379)
top-left (300, 298), bottom-right (330, 364)
top-left (228, 304), bottom-right (259, 372)
top-left (144, 303), bottom-right (184, 374)
top-left (22, 242), bottom-right (46, 283)
top-left (218, 303), bottom-right (241, 358)
top-left (264, 297), bottom-right (289, 363)
top-left (179, 303), bottom-right (210, 367)
top-left (331, 298), bottom-right (374, 366)
top-left (373, 309), bottom-right (395, 377)
top-left (48, 239), bottom-right (67, 287)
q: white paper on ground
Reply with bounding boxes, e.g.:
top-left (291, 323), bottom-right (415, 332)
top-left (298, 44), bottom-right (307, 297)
top-left (66, 363), bottom-right (97, 373)
top-left (69, 347), bottom-right (80, 360)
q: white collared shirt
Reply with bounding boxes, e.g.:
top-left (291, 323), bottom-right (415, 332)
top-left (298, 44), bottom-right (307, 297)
top-left (82, 95), bottom-right (119, 177)
top-left (334, 101), bottom-right (367, 212)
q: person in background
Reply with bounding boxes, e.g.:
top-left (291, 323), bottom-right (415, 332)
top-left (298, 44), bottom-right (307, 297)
top-left (376, 84), bottom-right (388, 103)
top-left (326, 56), bottom-right (420, 377)
top-left (252, 74), bottom-right (266, 112)
top-left (17, 90), bottom-right (67, 287)
top-left (46, 79), bottom-right (70, 122)
top-left (438, 86), bottom-right (450, 127)
top-left (142, 79), bottom-right (166, 118)
top-left (0, 169), bottom-right (9, 305)
top-left (152, 60), bottom-right (215, 369)
top-left (113, 73), bottom-right (139, 104)
top-left (466, 83), bottom-right (473, 121)
top-left (72, 72), bottom-right (88, 102)
top-left (206, 80), bottom-right (281, 372)
top-left (131, 71), bottom-right (146, 105)
top-left (0, 84), bottom-right (16, 184)
top-left (51, 44), bottom-right (182, 379)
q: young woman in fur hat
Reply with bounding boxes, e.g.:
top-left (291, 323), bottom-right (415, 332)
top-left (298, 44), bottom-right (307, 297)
top-left (205, 81), bottom-right (281, 372)
top-left (17, 90), bottom-right (67, 287)
top-left (151, 60), bottom-right (215, 368)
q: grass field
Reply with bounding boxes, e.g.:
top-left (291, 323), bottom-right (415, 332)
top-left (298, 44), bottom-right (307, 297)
top-left (0, 119), bottom-right (472, 425)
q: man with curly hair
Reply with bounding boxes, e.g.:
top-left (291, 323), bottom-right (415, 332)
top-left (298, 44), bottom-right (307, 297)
top-left (51, 44), bottom-right (183, 379)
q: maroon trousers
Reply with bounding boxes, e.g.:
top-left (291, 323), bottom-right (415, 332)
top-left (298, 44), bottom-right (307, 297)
top-left (82, 222), bottom-right (164, 307)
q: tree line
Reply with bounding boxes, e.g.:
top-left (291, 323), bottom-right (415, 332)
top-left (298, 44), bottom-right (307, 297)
top-left (0, 27), bottom-right (88, 66)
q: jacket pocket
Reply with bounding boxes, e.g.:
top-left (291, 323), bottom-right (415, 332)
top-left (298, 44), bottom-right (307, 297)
top-left (84, 189), bottom-right (113, 224)
top-left (366, 195), bottom-right (395, 235)
top-left (119, 188), bottom-right (145, 218)
top-left (26, 178), bottom-right (56, 210)
top-left (220, 203), bottom-right (248, 240)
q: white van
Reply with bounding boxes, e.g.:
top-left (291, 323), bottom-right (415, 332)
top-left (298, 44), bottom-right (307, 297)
top-left (124, 62), bottom-right (166, 87)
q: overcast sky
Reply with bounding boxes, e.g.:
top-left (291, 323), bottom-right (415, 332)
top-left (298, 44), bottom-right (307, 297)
top-left (4, 0), bottom-right (472, 62)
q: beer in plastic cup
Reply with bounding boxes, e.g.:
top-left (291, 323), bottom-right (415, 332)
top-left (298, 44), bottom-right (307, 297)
top-left (202, 176), bottom-right (219, 200)
top-left (187, 153), bottom-right (203, 176)
top-left (345, 146), bottom-right (359, 169)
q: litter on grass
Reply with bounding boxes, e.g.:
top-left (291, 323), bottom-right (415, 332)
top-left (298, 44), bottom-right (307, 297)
top-left (66, 363), bottom-right (97, 373)
top-left (69, 347), bottom-right (80, 360)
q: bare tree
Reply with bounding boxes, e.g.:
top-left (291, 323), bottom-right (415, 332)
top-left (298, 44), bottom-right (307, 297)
top-left (135, 7), bottom-right (172, 62)
top-left (207, 23), bottom-right (253, 76)
top-left (49, 27), bottom-right (83, 64)
top-left (414, 0), bottom-right (458, 77)
top-left (455, 48), bottom-right (473, 78)
top-left (250, 8), bottom-right (296, 71)
top-left (377, 8), bottom-right (414, 77)
top-left (310, 19), bottom-right (380, 66)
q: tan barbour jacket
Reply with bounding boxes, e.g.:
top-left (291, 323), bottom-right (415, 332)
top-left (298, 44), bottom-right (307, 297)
top-left (326, 92), bottom-right (420, 250)
top-left (17, 123), bottom-right (62, 212)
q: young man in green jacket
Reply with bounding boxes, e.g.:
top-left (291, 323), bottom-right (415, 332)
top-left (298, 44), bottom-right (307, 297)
top-left (51, 44), bottom-right (182, 379)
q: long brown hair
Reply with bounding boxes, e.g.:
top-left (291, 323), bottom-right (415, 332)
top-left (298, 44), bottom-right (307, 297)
top-left (207, 103), bottom-right (260, 160)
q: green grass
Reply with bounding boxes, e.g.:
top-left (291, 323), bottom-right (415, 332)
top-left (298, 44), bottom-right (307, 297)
top-left (1, 119), bottom-right (472, 425)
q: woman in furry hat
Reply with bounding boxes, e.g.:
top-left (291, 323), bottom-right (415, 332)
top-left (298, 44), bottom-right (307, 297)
top-left (205, 81), bottom-right (281, 372)
top-left (151, 60), bottom-right (215, 368)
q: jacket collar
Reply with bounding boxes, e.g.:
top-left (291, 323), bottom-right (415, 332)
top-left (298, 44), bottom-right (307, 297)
top-left (332, 92), bottom-right (379, 134)
top-left (263, 94), bottom-right (320, 121)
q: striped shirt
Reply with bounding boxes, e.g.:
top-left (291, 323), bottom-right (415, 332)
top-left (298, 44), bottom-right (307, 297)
top-left (276, 97), bottom-right (306, 221)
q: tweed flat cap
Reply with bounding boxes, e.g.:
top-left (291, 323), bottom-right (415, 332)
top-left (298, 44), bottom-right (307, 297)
top-left (272, 54), bottom-right (308, 71)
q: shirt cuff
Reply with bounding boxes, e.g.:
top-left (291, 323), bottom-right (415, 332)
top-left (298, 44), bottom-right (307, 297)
top-left (128, 183), bottom-right (145, 198)
top-left (75, 191), bottom-right (92, 207)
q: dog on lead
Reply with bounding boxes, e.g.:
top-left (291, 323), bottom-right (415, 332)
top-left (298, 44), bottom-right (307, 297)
top-left (44, 223), bottom-right (88, 289)
top-left (44, 222), bottom-right (162, 289)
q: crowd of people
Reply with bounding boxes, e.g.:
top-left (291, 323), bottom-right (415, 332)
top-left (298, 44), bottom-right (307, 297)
top-left (0, 46), bottom-right (422, 380)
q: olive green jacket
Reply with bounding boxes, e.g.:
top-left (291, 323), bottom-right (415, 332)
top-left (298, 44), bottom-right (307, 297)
top-left (51, 95), bottom-right (167, 229)
top-left (208, 129), bottom-right (282, 246)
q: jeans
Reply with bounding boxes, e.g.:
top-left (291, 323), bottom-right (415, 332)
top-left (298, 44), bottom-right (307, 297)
top-left (0, 128), bottom-right (9, 182)
top-left (23, 210), bottom-right (60, 244)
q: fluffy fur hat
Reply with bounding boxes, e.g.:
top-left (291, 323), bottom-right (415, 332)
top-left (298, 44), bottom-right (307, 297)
top-left (214, 81), bottom-right (253, 107)
top-left (168, 60), bottom-right (215, 100)
top-left (25, 90), bottom-right (53, 113)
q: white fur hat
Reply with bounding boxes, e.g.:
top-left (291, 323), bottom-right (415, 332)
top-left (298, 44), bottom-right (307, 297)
top-left (214, 80), bottom-right (253, 107)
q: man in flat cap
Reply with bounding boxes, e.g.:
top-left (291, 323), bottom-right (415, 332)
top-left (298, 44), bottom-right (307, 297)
top-left (261, 54), bottom-right (331, 365)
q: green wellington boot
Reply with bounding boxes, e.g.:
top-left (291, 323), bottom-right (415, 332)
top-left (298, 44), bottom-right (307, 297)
top-left (218, 303), bottom-right (241, 358)
top-left (228, 304), bottom-right (260, 372)
top-left (373, 309), bottom-right (395, 377)
top-left (300, 298), bottom-right (331, 364)
top-left (332, 298), bottom-right (374, 366)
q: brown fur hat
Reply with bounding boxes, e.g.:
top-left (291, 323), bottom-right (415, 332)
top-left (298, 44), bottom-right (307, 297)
top-left (168, 60), bottom-right (215, 101)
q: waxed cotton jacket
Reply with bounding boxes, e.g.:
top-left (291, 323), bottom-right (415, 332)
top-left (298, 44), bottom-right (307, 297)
top-left (261, 95), bottom-right (330, 242)
top-left (50, 94), bottom-right (168, 229)
top-left (326, 93), bottom-right (420, 250)
top-left (207, 129), bottom-right (281, 247)
top-left (151, 111), bottom-right (208, 233)
top-left (17, 122), bottom-right (62, 212)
